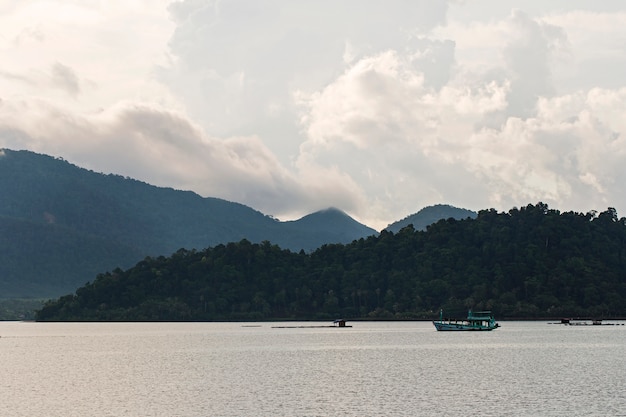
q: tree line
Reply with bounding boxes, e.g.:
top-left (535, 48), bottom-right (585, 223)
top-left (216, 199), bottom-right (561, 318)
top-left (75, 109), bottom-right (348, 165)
top-left (36, 203), bottom-right (626, 321)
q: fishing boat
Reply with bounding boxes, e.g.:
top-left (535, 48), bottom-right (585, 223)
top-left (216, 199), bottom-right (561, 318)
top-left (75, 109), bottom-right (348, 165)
top-left (433, 309), bottom-right (500, 331)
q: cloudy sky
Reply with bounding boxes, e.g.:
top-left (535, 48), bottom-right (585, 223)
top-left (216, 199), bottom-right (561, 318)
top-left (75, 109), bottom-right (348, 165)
top-left (1, 1), bottom-right (625, 230)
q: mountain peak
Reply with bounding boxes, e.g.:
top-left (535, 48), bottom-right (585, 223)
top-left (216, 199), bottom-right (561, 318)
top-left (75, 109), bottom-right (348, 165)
top-left (385, 204), bottom-right (477, 233)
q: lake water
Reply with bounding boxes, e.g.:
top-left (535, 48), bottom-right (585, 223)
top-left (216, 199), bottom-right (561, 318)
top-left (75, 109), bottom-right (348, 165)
top-left (1, 321), bottom-right (625, 416)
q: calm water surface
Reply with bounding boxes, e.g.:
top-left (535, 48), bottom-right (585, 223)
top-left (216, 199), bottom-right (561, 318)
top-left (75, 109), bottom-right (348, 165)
top-left (1, 321), bottom-right (625, 416)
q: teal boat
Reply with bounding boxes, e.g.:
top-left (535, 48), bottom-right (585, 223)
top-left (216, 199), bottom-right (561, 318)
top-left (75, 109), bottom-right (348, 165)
top-left (433, 309), bottom-right (500, 331)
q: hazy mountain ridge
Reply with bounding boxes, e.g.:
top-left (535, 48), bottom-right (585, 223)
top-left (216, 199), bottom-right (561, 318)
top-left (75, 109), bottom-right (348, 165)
top-left (1, 150), bottom-right (378, 296)
top-left (0, 215), bottom-right (145, 296)
top-left (1, 149), bottom-right (472, 297)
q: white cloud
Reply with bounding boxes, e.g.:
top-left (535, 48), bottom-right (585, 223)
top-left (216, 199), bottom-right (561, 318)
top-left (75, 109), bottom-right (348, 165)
top-left (0, 97), bottom-right (367, 218)
top-left (0, 1), bottom-right (174, 111)
top-left (2, 1), bottom-right (626, 231)
top-left (160, 0), bottom-right (450, 156)
top-left (293, 48), bottom-right (513, 226)
top-left (461, 88), bottom-right (626, 212)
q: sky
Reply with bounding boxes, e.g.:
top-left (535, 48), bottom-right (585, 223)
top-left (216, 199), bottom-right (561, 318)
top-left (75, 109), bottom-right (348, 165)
top-left (1, 1), bottom-right (626, 231)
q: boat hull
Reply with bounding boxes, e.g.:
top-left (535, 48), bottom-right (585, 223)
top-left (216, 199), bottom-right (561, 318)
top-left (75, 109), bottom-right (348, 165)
top-left (433, 321), bottom-right (497, 331)
top-left (433, 310), bottom-right (500, 331)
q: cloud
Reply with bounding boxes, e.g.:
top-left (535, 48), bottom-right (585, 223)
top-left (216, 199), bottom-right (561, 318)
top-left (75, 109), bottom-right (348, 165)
top-left (0, 1), bottom-right (20, 15)
top-left (0, 97), bottom-right (367, 218)
top-left (51, 62), bottom-right (80, 97)
top-left (441, 9), bottom-right (569, 128)
top-left (501, 10), bottom-right (567, 118)
top-left (293, 24), bottom-right (626, 226)
top-left (160, 0), bottom-right (450, 156)
top-left (2, 1), bottom-right (626, 231)
top-left (293, 49), bottom-right (510, 225)
top-left (0, 63), bottom-right (81, 98)
top-left (0, 69), bottom-right (35, 85)
top-left (453, 87), bottom-right (626, 211)
top-left (0, 1), bottom-right (174, 111)
top-left (296, 49), bottom-right (508, 149)
top-left (544, 11), bottom-right (626, 91)
top-left (12, 24), bottom-right (45, 45)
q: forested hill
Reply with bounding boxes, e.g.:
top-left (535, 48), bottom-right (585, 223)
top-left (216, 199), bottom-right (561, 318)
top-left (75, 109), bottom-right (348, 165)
top-left (37, 203), bottom-right (626, 321)
top-left (0, 149), bottom-right (376, 297)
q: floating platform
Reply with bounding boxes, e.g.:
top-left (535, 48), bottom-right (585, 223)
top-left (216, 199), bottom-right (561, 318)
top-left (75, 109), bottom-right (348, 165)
top-left (272, 319), bottom-right (351, 328)
top-left (271, 325), bottom-right (352, 328)
top-left (548, 318), bottom-right (625, 326)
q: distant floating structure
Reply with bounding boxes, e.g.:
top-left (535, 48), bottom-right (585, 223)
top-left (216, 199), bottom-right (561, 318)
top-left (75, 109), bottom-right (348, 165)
top-left (549, 318), bottom-right (625, 326)
top-left (272, 319), bottom-right (352, 329)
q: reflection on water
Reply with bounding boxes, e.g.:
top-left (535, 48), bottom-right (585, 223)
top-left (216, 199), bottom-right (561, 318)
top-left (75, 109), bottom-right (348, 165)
top-left (1, 321), bottom-right (625, 416)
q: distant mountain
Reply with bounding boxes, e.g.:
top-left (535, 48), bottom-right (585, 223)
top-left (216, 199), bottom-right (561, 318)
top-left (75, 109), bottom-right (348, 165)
top-left (282, 207), bottom-right (377, 248)
top-left (385, 204), bottom-right (477, 233)
top-left (0, 149), bottom-right (376, 297)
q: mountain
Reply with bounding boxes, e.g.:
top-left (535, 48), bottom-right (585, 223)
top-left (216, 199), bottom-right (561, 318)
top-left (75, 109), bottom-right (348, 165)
top-left (282, 207), bottom-right (377, 248)
top-left (0, 149), bottom-right (376, 297)
top-left (385, 204), bottom-right (477, 233)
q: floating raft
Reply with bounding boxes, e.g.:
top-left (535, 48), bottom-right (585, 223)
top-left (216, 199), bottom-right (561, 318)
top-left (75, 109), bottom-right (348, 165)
top-left (548, 318), bottom-right (625, 326)
top-left (272, 319), bottom-right (352, 328)
top-left (271, 325), bottom-right (353, 328)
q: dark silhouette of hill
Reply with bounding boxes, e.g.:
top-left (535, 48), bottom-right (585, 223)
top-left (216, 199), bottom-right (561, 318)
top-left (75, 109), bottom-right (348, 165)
top-left (281, 207), bottom-right (377, 248)
top-left (0, 149), bottom-right (376, 297)
top-left (36, 203), bottom-right (626, 321)
top-left (385, 204), bottom-right (476, 232)
top-left (0, 216), bottom-right (145, 296)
